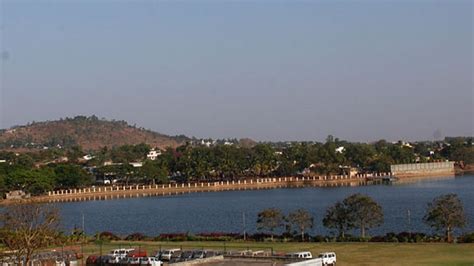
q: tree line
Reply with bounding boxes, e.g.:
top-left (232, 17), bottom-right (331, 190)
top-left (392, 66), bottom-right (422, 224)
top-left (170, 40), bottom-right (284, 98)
top-left (0, 136), bottom-right (472, 196)
top-left (256, 193), bottom-right (467, 243)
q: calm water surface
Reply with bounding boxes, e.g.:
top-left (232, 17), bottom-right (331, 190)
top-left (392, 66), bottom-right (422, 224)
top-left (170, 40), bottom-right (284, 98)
top-left (59, 175), bottom-right (474, 236)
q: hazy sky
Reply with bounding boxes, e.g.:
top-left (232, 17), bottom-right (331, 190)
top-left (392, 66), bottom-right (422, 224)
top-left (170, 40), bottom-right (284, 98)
top-left (0, 0), bottom-right (472, 142)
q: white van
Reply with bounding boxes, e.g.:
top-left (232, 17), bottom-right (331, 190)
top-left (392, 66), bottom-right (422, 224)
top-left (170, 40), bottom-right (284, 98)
top-left (318, 252), bottom-right (336, 265)
top-left (160, 249), bottom-right (181, 261)
top-left (286, 252), bottom-right (313, 259)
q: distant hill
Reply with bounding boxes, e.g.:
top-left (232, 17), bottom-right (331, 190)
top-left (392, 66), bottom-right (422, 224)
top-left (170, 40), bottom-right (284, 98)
top-left (0, 116), bottom-right (188, 151)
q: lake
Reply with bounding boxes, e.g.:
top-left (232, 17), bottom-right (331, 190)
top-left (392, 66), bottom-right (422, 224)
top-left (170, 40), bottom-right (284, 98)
top-left (59, 175), bottom-right (474, 237)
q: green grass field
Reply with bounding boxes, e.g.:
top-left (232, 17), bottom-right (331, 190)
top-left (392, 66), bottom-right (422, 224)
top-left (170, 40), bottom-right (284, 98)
top-left (71, 241), bottom-right (474, 266)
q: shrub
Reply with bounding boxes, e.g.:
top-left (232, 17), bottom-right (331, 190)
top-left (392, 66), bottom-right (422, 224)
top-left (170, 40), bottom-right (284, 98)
top-left (249, 233), bottom-right (273, 242)
top-left (312, 235), bottom-right (326, 242)
top-left (154, 233), bottom-right (187, 241)
top-left (459, 232), bottom-right (474, 243)
top-left (97, 231), bottom-right (121, 241)
top-left (125, 233), bottom-right (148, 241)
top-left (196, 232), bottom-right (241, 241)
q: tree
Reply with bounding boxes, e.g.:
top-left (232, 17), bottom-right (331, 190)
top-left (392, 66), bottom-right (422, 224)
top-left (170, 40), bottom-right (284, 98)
top-left (288, 209), bottom-right (313, 241)
top-left (140, 160), bottom-right (169, 184)
top-left (424, 194), bottom-right (466, 242)
top-left (256, 208), bottom-right (285, 241)
top-left (52, 163), bottom-right (92, 188)
top-left (251, 144), bottom-right (277, 177)
top-left (0, 203), bottom-right (61, 266)
top-left (323, 201), bottom-right (353, 239)
top-left (344, 194), bottom-right (383, 238)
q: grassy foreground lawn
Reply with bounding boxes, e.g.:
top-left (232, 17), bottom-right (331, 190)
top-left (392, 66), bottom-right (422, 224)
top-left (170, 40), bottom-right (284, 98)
top-left (76, 241), bottom-right (474, 266)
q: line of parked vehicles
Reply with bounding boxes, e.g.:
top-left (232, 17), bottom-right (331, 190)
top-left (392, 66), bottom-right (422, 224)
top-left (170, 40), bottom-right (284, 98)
top-left (285, 252), bottom-right (336, 266)
top-left (85, 248), bottom-right (336, 266)
top-left (86, 248), bottom-right (221, 266)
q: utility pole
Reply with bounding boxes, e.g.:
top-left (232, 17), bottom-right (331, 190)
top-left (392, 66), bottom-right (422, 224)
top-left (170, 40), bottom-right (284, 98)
top-left (242, 212), bottom-right (247, 241)
top-left (81, 212), bottom-right (85, 266)
top-left (82, 212), bottom-right (85, 234)
top-left (407, 209), bottom-right (411, 238)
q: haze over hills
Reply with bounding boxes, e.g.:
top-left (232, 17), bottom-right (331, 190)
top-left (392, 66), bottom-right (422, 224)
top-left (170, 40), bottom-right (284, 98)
top-left (0, 116), bottom-right (189, 151)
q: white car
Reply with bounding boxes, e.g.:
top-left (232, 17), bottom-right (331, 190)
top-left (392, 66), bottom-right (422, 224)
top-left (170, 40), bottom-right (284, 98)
top-left (286, 251), bottom-right (313, 259)
top-left (160, 249), bottom-right (181, 261)
top-left (139, 257), bottom-right (163, 266)
top-left (109, 248), bottom-right (135, 259)
top-left (318, 252), bottom-right (336, 265)
top-left (127, 257), bottom-right (141, 265)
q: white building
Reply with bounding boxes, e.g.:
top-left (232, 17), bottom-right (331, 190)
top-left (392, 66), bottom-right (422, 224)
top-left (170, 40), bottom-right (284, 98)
top-left (335, 146), bottom-right (345, 153)
top-left (83, 154), bottom-right (94, 161)
top-left (129, 162), bottom-right (143, 168)
top-left (147, 149), bottom-right (162, 160)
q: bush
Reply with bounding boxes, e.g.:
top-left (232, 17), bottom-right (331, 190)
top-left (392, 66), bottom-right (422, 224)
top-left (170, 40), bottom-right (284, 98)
top-left (311, 235), bottom-right (326, 242)
top-left (196, 232), bottom-right (241, 241)
top-left (249, 233), bottom-right (274, 242)
top-left (125, 233), bottom-right (148, 241)
top-left (459, 232), bottom-right (474, 243)
top-left (154, 233), bottom-right (187, 241)
top-left (96, 231), bottom-right (121, 241)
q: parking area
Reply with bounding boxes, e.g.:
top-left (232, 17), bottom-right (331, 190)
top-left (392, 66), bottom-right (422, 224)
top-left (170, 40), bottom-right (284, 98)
top-left (84, 248), bottom-right (332, 266)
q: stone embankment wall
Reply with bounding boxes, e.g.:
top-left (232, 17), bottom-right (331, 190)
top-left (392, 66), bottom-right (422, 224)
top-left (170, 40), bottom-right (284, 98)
top-left (9, 173), bottom-right (391, 204)
top-left (391, 161), bottom-right (454, 178)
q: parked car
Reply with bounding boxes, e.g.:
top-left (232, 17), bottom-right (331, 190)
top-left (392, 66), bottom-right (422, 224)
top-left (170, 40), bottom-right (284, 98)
top-left (204, 250), bottom-right (220, 258)
top-left (127, 257), bottom-right (141, 265)
top-left (107, 256), bottom-right (121, 264)
top-left (286, 251), bottom-right (313, 259)
top-left (127, 249), bottom-right (147, 258)
top-left (318, 252), bottom-right (336, 265)
top-left (192, 250), bottom-right (206, 259)
top-left (139, 257), bottom-right (163, 266)
top-left (159, 249), bottom-right (181, 261)
top-left (109, 248), bottom-right (135, 259)
top-left (169, 251), bottom-right (184, 263)
top-left (180, 251), bottom-right (194, 261)
top-left (97, 255), bottom-right (114, 265)
top-left (86, 255), bottom-right (98, 265)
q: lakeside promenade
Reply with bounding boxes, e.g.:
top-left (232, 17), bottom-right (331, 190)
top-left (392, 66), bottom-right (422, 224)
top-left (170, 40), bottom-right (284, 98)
top-left (2, 173), bottom-right (393, 205)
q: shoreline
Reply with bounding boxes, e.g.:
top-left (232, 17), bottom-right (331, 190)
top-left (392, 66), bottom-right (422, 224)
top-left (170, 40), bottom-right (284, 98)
top-left (1, 172), bottom-right (464, 205)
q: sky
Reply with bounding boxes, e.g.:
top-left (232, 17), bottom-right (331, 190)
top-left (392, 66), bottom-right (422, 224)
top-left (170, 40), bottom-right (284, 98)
top-left (0, 0), bottom-right (472, 142)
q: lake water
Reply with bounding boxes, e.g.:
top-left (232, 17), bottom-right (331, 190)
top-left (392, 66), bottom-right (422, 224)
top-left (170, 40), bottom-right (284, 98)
top-left (59, 175), bottom-right (474, 237)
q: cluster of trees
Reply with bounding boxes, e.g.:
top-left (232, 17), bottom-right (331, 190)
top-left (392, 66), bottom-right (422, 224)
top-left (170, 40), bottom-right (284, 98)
top-left (257, 193), bottom-right (466, 242)
top-left (0, 155), bottom-right (92, 196)
top-left (256, 194), bottom-right (383, 241)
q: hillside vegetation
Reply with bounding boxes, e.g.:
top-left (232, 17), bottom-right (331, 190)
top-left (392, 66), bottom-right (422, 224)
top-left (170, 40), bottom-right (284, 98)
top-left (0, 116), bottom-right (186, 151)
